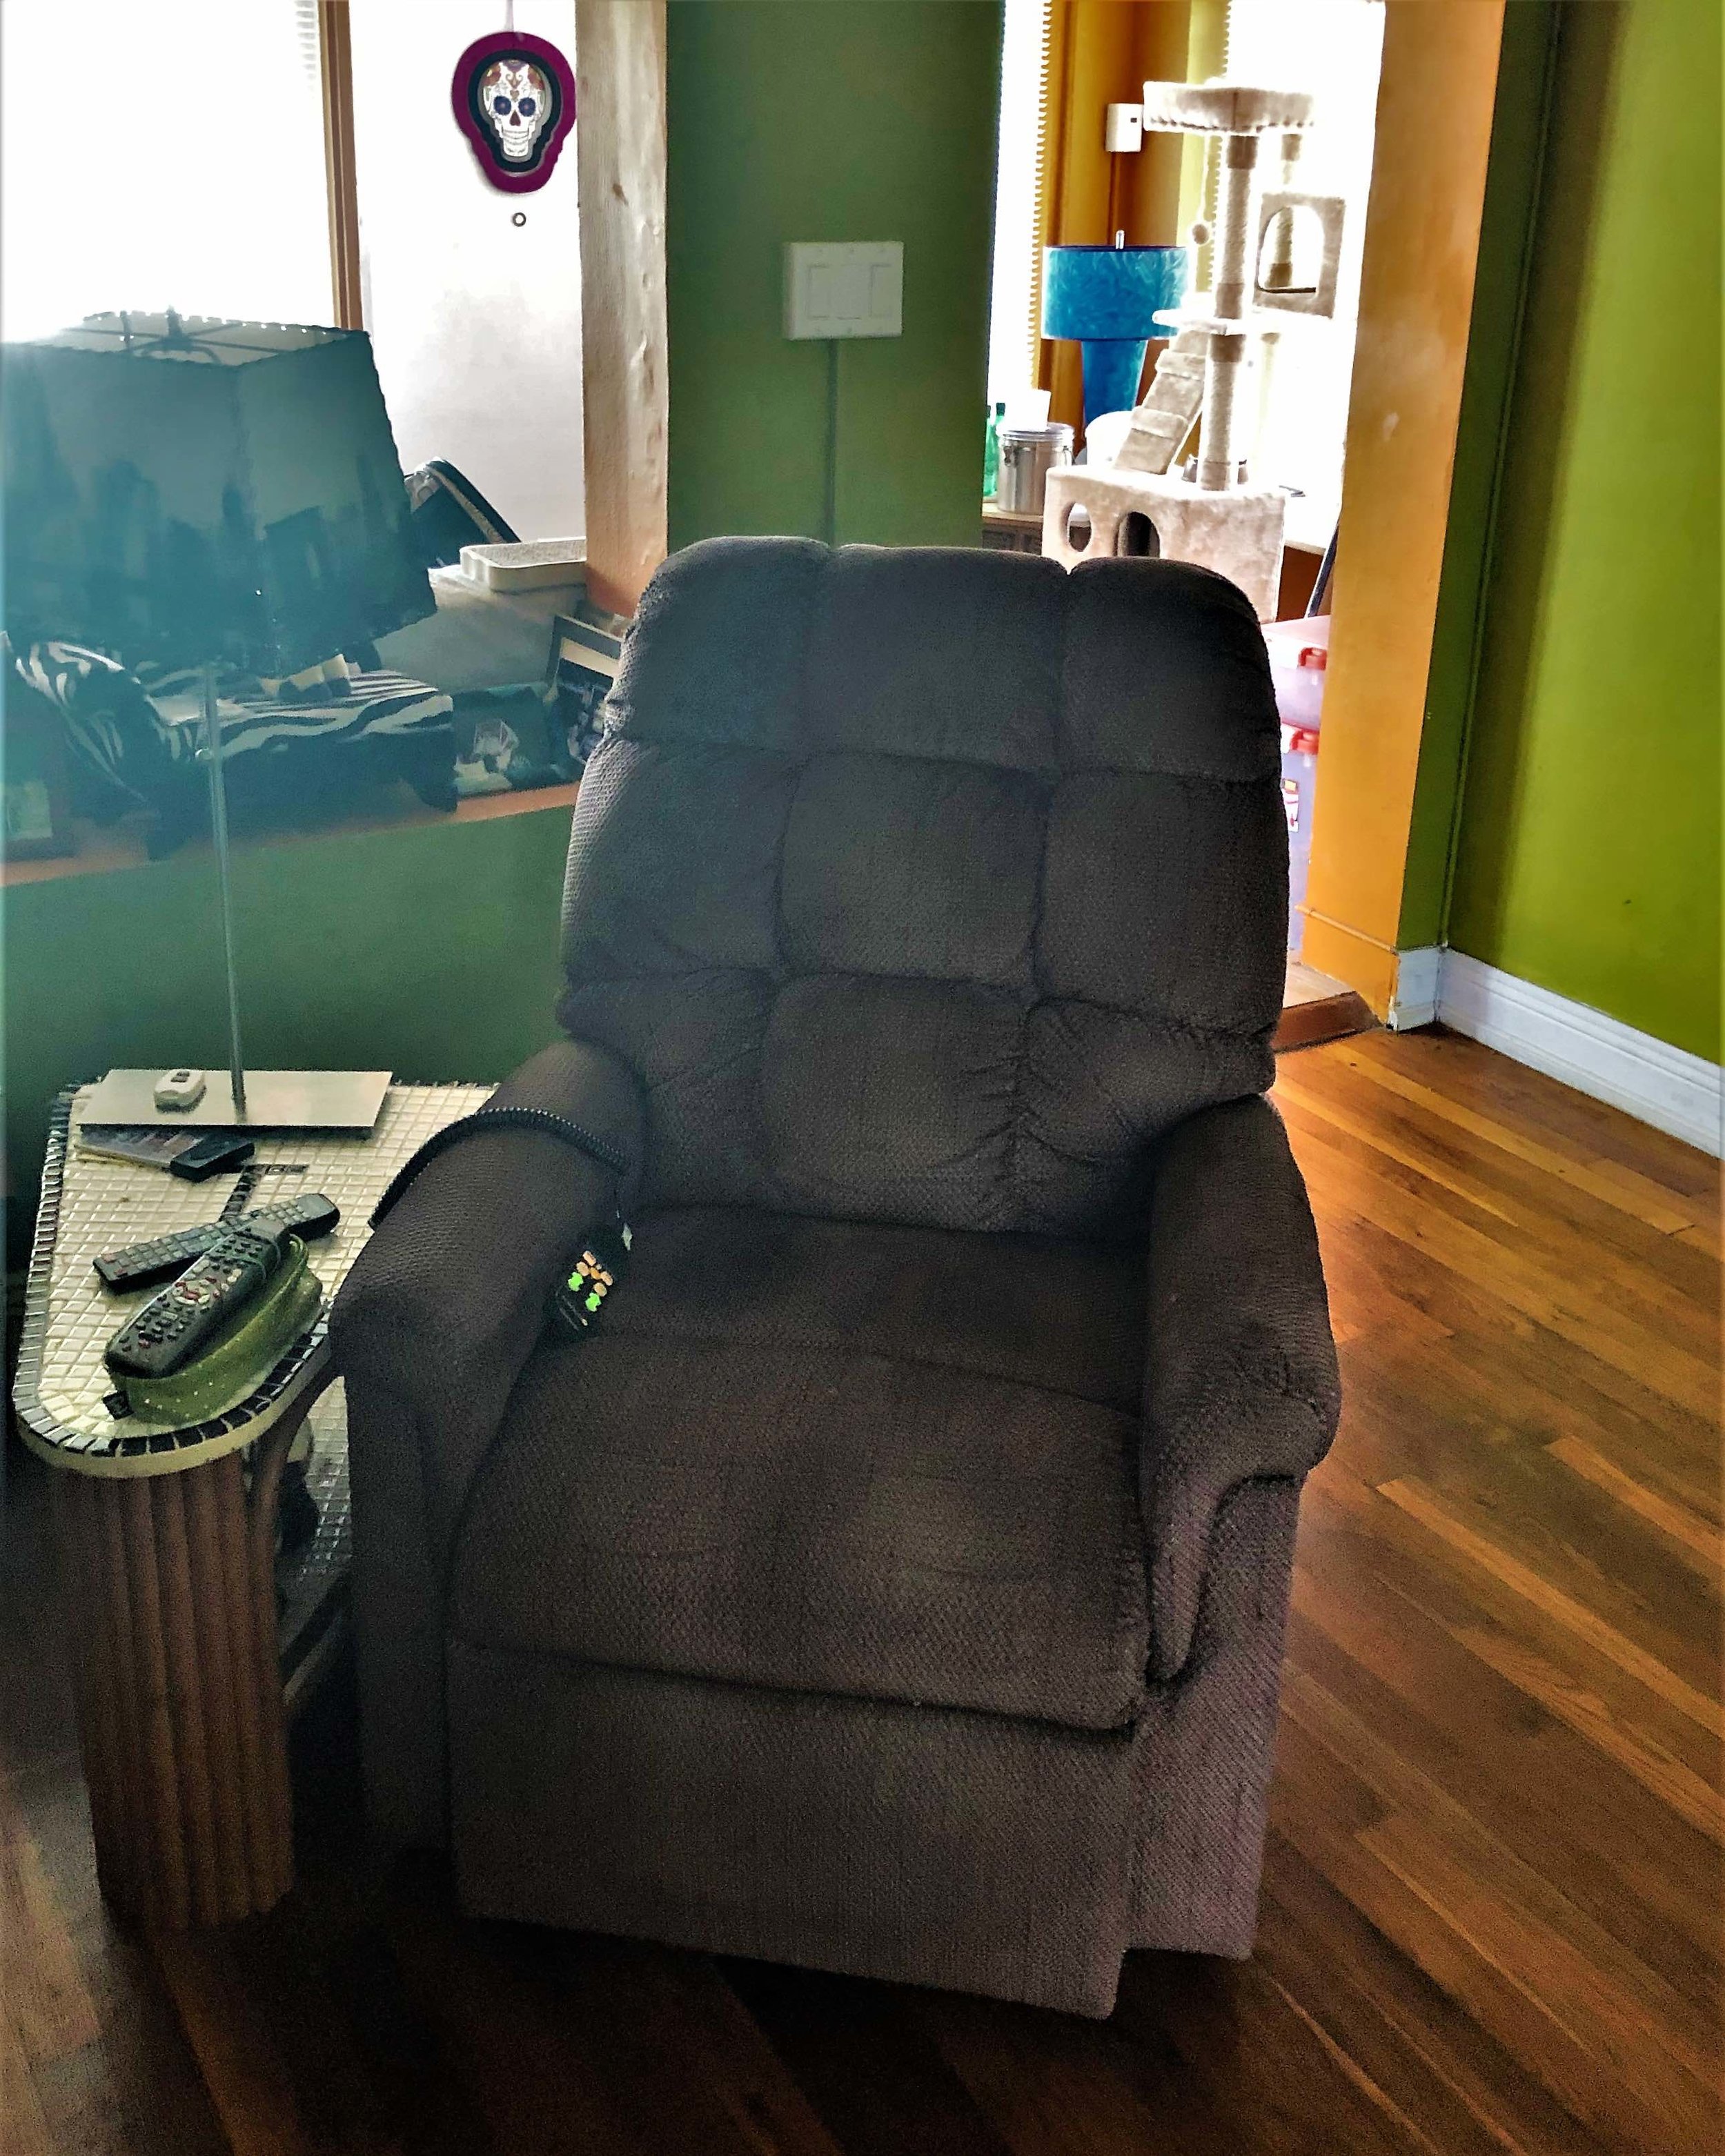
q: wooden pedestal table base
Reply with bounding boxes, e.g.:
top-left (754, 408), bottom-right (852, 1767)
top-left (14, 1082), bottom-right (497, 1932)
top-left (47, 1384), bottom-right (326, 1930)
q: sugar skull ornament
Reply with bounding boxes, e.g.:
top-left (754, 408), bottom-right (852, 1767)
top-left (452, 30), bottom-right (575, 192)
top-left (482, 59), bottom-right (550, 163)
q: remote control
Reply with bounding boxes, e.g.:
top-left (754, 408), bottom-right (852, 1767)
top-left (105, 1219), bottom-right (293, 1381)
top-left (93, 1194), bottom-right (340, 1292)
top-left (168, 1132), bottom-right (255, 1183)
top-left (550, 1219), bottom-right (632, 1336)
top-left (155, 1068), bottom-right (206, 1111)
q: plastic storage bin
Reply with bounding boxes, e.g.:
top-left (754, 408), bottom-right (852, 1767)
top-left (1262, 617), bottom-right (1329, 956)
top-left (1281, 720), bottom-right (1320, 956)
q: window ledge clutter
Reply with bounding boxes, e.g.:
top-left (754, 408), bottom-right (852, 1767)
top-left (8, 641), bottom-right (458, 856)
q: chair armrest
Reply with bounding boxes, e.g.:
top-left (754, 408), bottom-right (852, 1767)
top-left (331, 1039), bottom-right (644, 1556)
top-left (1141, 1093), bottom-right (1339, 1680)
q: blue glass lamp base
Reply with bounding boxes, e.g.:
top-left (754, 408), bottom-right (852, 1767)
top-left (1079, 339), bottom-right (1150, 427)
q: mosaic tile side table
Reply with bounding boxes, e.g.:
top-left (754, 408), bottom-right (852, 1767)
top-left (13, 1081), bottom-right (493, 1929)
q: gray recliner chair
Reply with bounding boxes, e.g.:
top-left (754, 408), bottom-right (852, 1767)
top-left (331, 538), bottom-right (1339, 2018)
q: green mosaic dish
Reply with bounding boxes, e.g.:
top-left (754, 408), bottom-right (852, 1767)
top-left (120, 1241), bottom-right (324, 1427)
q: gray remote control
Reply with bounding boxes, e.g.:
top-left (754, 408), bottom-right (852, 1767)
top-left (104, 1220), bottom-right (291, 1381)
top-left (94, 1194), bottom-right (339, 1292)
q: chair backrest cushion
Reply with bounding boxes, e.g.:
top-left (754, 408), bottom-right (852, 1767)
top-left (558, 539), bottom-right (1285, 1238)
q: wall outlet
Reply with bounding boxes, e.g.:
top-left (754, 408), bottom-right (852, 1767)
top-left (783, 242), bottom-right (903, 340)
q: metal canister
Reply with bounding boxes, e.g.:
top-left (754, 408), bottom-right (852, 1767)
top-left (996, 422), bottom-right (1074, 515)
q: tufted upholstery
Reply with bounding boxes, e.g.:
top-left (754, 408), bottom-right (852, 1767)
top-left (558, 539), bottom-right (1286, 1237)
top-left (334, 538), bottom-right (1339, 2017)
top-left (451, 1207), bottom-right (1151, 1731)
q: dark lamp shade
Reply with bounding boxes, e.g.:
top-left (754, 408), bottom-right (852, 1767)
top-left (2, 315), bottom-right (433, 676)
top-left (1041, 246), bottom-right (1189, 341)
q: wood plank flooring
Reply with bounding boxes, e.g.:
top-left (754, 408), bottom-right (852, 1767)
top-left (1275, 960), bottom-right (1375, 1053)
top-left (3, 1026), bottom-right (1719, 2155)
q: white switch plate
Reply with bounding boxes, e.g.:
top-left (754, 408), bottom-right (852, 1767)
top-left (1105, 102), bottom-right (1143, 153)
top-left (783, 241), bottom-right (903, 340)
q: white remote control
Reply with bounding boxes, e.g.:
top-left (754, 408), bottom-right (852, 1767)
top-left (154, 1068), bottom-right (207, 1111)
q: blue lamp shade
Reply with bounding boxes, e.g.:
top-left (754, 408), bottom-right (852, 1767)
top-left (3, 314), bottom-right (433, 676)
top-left (1041, 245), bottom-right (1189, 426)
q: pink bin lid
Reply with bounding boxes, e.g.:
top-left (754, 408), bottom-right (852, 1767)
top-left (1262, 613), bottom-right (1331, 659)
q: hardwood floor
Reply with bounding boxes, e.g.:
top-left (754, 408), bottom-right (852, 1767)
top-left (1275, 959), bottom-right (1375, 1052)
top-left (3, 1027), bottom-right (1719, 2155)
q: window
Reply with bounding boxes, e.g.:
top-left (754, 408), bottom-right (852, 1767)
top-left (983, 0), bottom-right (1383, 543)
top-left (346, 0), bottom-right (585, 542)
top-left (1223, 0), bottom-right (1385, 546)
top-left (1, 0), bottom-right (333, 340)
top-left (1, 0), bottom-right (585, 544)
top-left (987, 0), bottom-right (1050, 411)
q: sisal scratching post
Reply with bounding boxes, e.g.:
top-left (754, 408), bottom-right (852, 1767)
top-left (1043, 79), bottom-right (1350, 620)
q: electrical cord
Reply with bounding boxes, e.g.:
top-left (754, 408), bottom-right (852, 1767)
top-left (368, 1105), bottom-right (631, 1229)
top-left (822, 337), bottom-right (840, 546)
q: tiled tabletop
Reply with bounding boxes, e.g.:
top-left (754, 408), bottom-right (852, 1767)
top-left (14, 1080), bottom-right (493, 1477)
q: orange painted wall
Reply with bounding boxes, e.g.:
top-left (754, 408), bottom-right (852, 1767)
top-left (1301, 1), bottom-right (1507, 1014)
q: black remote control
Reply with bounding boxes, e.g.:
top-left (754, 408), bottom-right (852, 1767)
top-left (550, 1219), bottom-right (632, 1336)
top-left (93, 1194), bottom-right (340, 1292)
top-left (168, 1132), bottom-right (255, 1183)
top-left (104, 1220), bottom-right (292, 1381)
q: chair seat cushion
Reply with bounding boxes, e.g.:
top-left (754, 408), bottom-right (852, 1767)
top-left (449, 1210), bottom-right (1150, 1732)
top-left (606, 1206), bottom-right (1146, 1410)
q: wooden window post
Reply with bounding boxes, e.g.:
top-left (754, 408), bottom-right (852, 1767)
top-left (575, 0), bottom-right (669, 615)
top-left (317, 0), bottom-right (364, 331)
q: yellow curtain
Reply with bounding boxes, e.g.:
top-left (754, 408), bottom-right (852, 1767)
top-left (1032, 0), bottom-right (1221, 437)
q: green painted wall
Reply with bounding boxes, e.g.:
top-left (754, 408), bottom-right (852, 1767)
top-left (1399, 0), bottom-right (1557, 954)
top-left (667, 0), bottom-right (1003, 550)
top-left (3, 806), bottom-right (573, 1240)
top-left (1443, 0), bottom-right (1722, 1061)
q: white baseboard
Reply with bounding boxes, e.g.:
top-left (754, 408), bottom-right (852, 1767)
top-left (1435, 951), bottom-right (1724, 1158)
top-left (1387, 945), bottom-right (1443, 1031)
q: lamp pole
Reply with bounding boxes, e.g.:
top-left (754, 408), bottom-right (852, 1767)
top-left (199, 664), bottom-right (248, 1118)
